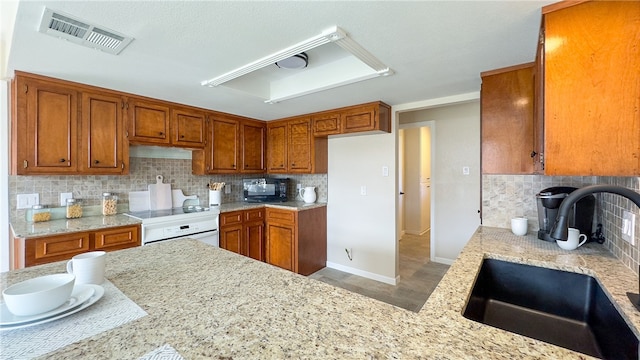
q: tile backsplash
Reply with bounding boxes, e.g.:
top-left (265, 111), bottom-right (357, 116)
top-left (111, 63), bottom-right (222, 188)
top-left (483, 174), bottom-right (640, 275)
top-left (9, 158), bottom-right (328, 221)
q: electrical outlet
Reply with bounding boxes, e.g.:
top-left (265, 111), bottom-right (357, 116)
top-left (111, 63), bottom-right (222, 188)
top-left (345, 248), bottom-right (353, 261)
top-left (17, 193), bottom-right (39, 209)
top-left (622, 210), bottom-right (636, 245)
top-left (296, 184), bottom-right (302, 191)
top-left (224, 184), bottom-right (231, 194)
top-left (60, 192), bottom-right (73, 206)
top-left (382, 166), bottom-right (389, 177)
top-left (360, 186), bottom-right (367, 196)
top-left (463, 166), bottom-right (470, 175)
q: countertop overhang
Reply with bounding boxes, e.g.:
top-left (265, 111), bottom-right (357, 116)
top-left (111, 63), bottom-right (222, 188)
top-left (1, 226), bottom-right (638, 359)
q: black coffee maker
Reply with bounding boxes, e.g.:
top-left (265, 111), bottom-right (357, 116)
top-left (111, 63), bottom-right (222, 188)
top-left (536, 186), bottom-right (595, 242)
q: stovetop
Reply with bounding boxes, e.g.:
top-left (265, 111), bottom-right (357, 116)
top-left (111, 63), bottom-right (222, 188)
top-left (125, 206), bottom-right (219, 221)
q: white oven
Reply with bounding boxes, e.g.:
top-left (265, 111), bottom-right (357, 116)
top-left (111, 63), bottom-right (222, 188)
top-left (125, 206), bottom-right (219, 246)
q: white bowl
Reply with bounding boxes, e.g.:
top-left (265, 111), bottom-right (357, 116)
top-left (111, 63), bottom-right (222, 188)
top-left (2, 274), bottom-right (75, 316)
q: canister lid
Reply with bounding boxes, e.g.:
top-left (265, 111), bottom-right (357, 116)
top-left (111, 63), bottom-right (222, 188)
top-left (102, 192), bottom-right (113, 196)
top-left (32, 204), bottom-right (45, 209)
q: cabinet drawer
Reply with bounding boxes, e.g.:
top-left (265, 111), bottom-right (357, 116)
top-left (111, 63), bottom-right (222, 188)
top-left (93, 225), bottom-right (140, 250)
top-left (30, 232), bottom-right (90, 266)
top-left (266, 208), bottom-right (296, 224)
top-left (221, 211), bottom-right (243, 226)
top-left (244, 208), bottom-right (264, 222)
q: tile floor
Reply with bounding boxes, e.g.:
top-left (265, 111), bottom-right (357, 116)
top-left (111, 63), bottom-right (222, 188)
top-left (309, 233), bottom-right (450, 312)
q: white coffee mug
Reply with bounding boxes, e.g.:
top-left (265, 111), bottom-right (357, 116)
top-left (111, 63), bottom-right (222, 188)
top-left (66, 251), bottom-right (106, 285)
top-left (511, 217), bottom-right (528, 236)
top-left (556, 228), bottom-right (587, 250)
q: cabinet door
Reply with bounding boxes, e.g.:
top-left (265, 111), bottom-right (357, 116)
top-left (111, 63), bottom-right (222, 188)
top-left (312, 112), bottom-right (341, 136)
top-left (172, 108), bottom-right (205, 148)
top-left (241, 120), bottom-right (266, 172)
top-left (267, 121), bottom-right (287, 173)
top-left (93, 225), bottom-right (140, 251)
top-left (342, 104), bottom-right (376, 133)
top-left (287, 118), bottom-right (312, 172)
top-left (244, 220), bottom-right (265, 261)
top-left (244, 208), bottom-right (265, 261)
top-left (81, 92), bottom-right (127, 174)
top-left (210, 116), bottom-right (240, 173)
top-left (15, 76), bottom-right (79, 174)
top-left (481, 64), bottom-right (535, 174)
top-left (127, 99), bottom-right (171, 145)
top-left (544, 2), bottom-right (640, 175)
top-left (26, 232), bottom-right (90, 267)
top-left (220, 225), bottom-right (243, 255)
top-left (265, 222), bottom-right (295, 271)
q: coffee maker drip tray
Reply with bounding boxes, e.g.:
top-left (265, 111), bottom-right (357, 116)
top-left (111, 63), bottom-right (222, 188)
top-left (536, 186), bottom-right (595, 242)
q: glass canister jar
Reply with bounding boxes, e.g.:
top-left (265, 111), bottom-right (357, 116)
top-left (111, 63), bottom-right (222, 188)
top-left (29, 204), bottom-right (51, 223)
top-left (102, 192), bottom-right (118, 216)
top-left (66, 198), bottom-right (83, 219)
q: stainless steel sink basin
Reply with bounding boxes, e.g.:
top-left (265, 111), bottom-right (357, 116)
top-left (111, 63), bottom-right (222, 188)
top-left (463, 259), bottom-right (638, 359)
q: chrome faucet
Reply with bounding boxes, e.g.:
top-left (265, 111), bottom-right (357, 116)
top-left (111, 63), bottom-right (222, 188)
top-left (550, 184), bottom-right (640, 241)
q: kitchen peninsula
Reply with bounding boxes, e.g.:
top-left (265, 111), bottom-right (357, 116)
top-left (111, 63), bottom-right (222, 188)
top-left (2, 227), bottom-right (638, 359)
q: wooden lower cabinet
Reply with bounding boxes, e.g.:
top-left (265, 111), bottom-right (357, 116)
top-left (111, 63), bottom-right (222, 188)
top-left (265, 207), bottom-right (326, 275)
top-left (13, 225), bottom-right (141, 269)
top-left (219, 208), bottom-right (265, 261)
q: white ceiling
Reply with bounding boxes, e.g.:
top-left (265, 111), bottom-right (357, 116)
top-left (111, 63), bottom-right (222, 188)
top-left (5, 0), bottom-right (554, 121)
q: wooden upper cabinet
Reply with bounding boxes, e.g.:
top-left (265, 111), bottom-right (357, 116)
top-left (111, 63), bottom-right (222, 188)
top-left (266, 121), bottom-right (288, 173)
top-left (266, 117), bottom-right (327, 174)
top-left (171, 107), bottom-right (205, 148)
top-left (542, 1), bottom-right (640, 175)
top-left (481, 63), bottom-right (536, 174)
top-left (210, 115), bottom-right (240, 173)
top-left (81, 92), bottom-right (128, 174)
top-left (127, 98), bottom-right (171, 145)
top-left (12, 74), bottom-right (79, 174)
top-left (287, 117), bottom-right (313, 172)
top-left (342, 102), bottom-right (391, 134)
top-left (241, 120), bottom-right (266, 173)
top-left (312, 111), bottom-right (341, 136)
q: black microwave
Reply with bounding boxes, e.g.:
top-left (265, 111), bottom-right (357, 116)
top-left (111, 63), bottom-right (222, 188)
top-left (243, 178), bottom-right (289, 203)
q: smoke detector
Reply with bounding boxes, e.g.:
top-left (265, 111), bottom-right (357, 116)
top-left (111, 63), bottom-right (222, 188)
top-left (38, 8), bottom-right (134, 55)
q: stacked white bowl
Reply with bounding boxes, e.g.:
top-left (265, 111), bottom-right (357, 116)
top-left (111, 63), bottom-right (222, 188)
top-left (2, 274), bottom-right (75, 316)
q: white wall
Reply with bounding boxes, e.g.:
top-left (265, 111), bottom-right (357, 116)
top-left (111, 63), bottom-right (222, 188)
top-left (1, 81), bottom-right (9, 272)
top-left (327, 129), bottom-right (397, 285)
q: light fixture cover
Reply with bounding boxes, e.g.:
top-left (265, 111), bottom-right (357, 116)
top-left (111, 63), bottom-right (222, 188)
top-left (275, 53), bottom-right (308, 69)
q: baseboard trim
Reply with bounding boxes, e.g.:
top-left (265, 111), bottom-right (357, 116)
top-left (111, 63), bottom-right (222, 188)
top-left (325, 261), bottom-right (399, 285)
top-left (433, 257), bottom-right (454, 265)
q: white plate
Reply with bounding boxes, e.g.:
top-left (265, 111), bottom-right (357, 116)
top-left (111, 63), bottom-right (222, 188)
top-left (0, 284), bottom-right (104, 331)
top-left (1, 284), bottom-right (95, 326)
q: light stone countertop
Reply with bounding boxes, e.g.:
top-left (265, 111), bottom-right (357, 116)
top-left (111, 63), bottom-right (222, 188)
top-left (219, 201), bottom-right (327, 213)
top-left (10, 202), bottom-right (325, 239)
top-left (1, 226), bottom-right (638, 359)
top-left (10, 214), bottom-right (142, 239)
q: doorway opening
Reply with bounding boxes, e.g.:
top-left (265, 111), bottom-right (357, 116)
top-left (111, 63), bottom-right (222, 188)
top-left (398, 124), bottom-right (433, 271)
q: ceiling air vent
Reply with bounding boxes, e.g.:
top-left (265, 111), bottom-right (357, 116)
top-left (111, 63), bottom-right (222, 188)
top-left (38, 8), bottom-right (133, 55)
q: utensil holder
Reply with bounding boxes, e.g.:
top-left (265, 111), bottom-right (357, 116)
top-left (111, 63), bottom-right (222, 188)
top-left (209, 190), bottom-right (222, 207)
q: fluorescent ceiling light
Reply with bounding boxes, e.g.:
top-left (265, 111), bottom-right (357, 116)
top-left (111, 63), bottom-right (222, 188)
top-left (200, 26), bottom-right (392, 103)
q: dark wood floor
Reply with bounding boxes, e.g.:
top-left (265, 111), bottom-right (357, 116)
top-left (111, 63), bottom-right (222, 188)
top-left (308, 232), bottom-right (450, 312)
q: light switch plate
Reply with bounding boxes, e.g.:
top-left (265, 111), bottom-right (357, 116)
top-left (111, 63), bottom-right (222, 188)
top-left (622, 210), bottom-right (636, 245)
top-left (17, 193), bottom-right (39, 209)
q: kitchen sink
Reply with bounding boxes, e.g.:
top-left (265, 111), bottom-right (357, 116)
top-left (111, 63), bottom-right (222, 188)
top-left (463, 259), bottom-right (638, 359)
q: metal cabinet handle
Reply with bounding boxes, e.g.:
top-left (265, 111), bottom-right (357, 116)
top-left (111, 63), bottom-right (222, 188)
top-left (60, 158), bottom-right (66, 163)
top-left (94, 160), bottom-right (100, 164)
